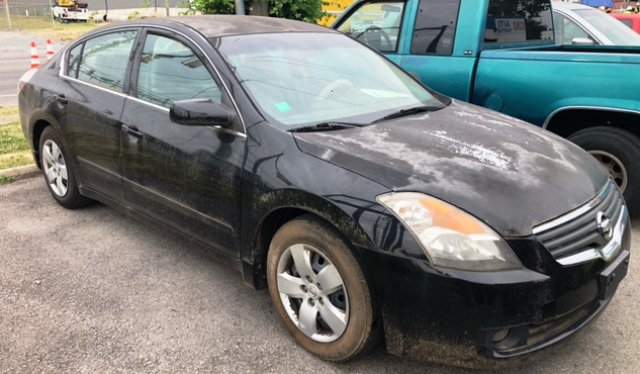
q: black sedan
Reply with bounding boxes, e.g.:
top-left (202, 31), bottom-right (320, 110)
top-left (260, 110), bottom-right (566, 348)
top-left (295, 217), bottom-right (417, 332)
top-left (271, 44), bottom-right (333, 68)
top-left (18, 15), bottom-right (630, 368)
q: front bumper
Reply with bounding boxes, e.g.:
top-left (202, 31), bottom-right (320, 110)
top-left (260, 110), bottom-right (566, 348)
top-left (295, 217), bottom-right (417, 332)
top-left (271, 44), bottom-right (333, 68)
top-left (373, 244), bottom-right (630, 369)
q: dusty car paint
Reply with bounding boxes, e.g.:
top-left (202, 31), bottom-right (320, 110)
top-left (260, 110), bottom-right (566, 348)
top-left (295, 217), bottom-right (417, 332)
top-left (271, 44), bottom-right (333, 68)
top-left (295, 102), bottom-right (607, 237)
top-left (18, 15), bottom-right (631, 368)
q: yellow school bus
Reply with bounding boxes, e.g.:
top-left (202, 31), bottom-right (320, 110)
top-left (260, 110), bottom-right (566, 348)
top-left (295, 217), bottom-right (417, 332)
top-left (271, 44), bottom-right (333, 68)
top-left (319, 0), bottom-right (354, 26)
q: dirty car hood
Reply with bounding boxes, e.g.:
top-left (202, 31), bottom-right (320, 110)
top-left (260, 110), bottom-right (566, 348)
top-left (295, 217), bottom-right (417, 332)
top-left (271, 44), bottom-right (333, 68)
top-left (293, 101), bottom-right (608, 237)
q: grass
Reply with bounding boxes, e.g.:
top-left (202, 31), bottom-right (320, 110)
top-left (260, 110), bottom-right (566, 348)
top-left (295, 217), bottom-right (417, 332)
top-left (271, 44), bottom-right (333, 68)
top-left (0, 175), bottom-right (15, 185)
top-left (31, 21), bottom-right (105, 42)
top-left (0, 107), bottom-right (18, 117)
top-left (0, 107), bottom-right (33, 170)
top-left (2, 16), bottom-right (104, 41)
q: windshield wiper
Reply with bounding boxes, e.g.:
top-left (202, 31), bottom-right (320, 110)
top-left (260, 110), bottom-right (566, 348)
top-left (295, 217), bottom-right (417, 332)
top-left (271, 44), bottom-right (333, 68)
top-left (289, 122), bottom-right (367, 133)
top-left (373, 105), bottom-right (443, 123)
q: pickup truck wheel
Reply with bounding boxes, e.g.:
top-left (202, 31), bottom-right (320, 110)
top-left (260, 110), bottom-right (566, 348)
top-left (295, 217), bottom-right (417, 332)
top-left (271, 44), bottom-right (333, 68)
top-left (568, 127), bottom-right (640, 215)
top-left (266, 216), bottom-right (380, 361)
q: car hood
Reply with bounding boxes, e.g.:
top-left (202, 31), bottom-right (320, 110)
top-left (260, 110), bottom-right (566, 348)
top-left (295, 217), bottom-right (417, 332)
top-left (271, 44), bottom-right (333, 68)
top-left (293, 101), bottom-right (608, 237)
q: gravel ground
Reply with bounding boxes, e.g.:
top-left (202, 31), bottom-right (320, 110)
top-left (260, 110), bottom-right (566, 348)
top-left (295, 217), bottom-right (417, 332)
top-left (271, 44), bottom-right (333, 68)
top-left (0, 31), bottom-right (68, 55)
top-left (1, 177), bottom-right (639, 373)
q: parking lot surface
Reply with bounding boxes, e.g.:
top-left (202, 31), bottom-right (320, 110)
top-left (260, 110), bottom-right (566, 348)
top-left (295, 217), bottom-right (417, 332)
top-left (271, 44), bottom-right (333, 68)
top-left (1, 177), bottom-right (639, 373)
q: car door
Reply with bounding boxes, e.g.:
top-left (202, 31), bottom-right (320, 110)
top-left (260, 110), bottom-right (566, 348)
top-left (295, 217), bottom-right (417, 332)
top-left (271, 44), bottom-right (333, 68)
top-left (119, 30), bottom-right (246, 258)
top-left (400, 0), bottom-right (478, 102)
top-left (56, 29), bottom-right (139, 200)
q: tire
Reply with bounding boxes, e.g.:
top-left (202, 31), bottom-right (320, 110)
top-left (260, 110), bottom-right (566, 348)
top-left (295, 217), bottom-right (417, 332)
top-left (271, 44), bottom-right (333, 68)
top-left (568, 127), bottom-right (640, 216)
top-left (266, 215), bottom-right (380, 361)
top-left (39, 127), bottom-right (92, 209)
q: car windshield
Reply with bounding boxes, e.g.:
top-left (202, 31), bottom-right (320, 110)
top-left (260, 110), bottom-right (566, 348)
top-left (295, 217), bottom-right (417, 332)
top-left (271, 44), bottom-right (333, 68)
top-left (574, 9), bottom-right (640, 45)
top-left (216, 32), bottom-right (445, 130)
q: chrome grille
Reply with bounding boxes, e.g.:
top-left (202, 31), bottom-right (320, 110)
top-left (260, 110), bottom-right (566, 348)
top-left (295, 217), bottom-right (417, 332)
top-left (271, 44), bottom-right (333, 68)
top-left (533, 180), bottom-right (626, 266)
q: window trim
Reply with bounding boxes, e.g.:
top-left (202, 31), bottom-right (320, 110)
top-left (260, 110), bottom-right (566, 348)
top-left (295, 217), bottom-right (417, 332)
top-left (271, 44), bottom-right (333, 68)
top-left (59, 24), bottom-right (246, 135)
top-left (60, 26), bottom-right (140, 95)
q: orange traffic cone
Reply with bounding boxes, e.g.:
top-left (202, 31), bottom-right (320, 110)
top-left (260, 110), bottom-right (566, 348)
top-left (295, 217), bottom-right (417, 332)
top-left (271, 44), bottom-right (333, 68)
top-left (30, 42), bottom-right (40, 69)
top-left (46, 39), bottom-right (54, 61)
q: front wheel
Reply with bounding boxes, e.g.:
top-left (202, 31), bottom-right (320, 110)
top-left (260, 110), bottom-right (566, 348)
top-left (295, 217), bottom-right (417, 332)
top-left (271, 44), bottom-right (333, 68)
top-left (39, 127), bottom-right (92, 209)
top-left (266, 216), bottom-right (380, 361)
top-left (568, 127), bottom-right (640, 216)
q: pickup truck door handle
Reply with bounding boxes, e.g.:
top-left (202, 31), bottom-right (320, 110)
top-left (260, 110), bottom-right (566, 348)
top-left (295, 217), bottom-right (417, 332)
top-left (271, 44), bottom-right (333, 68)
top-left (54, 94), bottom-right (68, 105)
top-left (121, 124), bottom-right (143, 138)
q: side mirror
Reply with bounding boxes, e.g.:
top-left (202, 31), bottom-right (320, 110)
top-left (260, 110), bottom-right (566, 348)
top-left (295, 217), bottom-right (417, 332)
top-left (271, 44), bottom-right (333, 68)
top-left (381, 4), bottom-right (401, 12)
top-left (570, 37), bottom-right (595, 45)
top-left (170, 99), bottom-right (235, 127)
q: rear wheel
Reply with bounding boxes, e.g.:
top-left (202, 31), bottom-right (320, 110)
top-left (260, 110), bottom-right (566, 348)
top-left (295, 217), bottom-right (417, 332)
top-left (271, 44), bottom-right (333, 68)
top-left (39, 127), bottom-right (92, 209)
top-left (568, 127), bottom-right (640, 215)
top-left (266, 216), bottom-right (380, 361)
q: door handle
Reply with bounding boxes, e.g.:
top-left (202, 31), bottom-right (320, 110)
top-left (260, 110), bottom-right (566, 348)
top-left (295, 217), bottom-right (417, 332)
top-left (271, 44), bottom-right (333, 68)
top-left (54, 94), bottom-right (68, 105)
top-left (121, 124), bottom-right (143, 138)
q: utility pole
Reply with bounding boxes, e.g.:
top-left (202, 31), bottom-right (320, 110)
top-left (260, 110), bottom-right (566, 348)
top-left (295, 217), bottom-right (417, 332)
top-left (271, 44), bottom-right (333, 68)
top-left (4, 0), bottom-right (11, 31)
top-left (165, 0), bottom-right (170, 16)
top-left (234, 0), bottom-right (245, 15)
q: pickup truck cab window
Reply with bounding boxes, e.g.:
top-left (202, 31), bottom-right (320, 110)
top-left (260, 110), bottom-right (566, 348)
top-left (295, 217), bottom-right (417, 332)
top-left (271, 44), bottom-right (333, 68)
top-left (485, 0), bottom-right (552, 44)
top-left (335, 1), bottom-right (405, 53)
top-left (411, 0), bottom-right (461, 55)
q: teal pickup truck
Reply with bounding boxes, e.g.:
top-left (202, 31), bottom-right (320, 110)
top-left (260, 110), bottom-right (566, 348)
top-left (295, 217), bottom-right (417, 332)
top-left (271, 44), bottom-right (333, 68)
top-left (333, 0), bottom-right (640, 214)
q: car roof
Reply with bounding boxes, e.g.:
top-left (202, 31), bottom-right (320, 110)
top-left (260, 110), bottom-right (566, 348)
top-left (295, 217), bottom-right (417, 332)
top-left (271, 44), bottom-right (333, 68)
top-left (552, 1), bottom-right (600, 11)
top-left (100, 15), bottom-right (335, 38)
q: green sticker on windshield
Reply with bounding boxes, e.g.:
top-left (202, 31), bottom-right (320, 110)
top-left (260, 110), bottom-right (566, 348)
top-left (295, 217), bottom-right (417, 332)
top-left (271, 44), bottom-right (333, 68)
top-left (275, 101), bottom-right (292, 113)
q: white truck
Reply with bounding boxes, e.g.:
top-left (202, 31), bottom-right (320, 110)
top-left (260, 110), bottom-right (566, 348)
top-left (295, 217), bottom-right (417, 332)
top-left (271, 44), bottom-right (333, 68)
top-left (51, 0), bottom-right (89, 23)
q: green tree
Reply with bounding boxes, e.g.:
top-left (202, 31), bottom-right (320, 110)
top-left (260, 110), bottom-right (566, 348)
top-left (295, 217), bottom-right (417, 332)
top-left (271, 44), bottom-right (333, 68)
top-left (185, 0), bottom-right (328, 23)
top-left (192, 0), bottom-right (236, 14)
top-left (269, 0), bottom-right (326, 23)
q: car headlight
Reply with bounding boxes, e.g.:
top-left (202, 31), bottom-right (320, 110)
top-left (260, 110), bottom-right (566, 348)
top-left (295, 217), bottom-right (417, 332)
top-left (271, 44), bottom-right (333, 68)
top-left (377, 192), bottom-right (523, 271)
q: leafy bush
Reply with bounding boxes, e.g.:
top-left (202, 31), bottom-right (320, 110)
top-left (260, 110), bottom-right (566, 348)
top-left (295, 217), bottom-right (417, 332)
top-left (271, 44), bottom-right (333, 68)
top-left (185, 0), bottom-right (328, 23)
top-left (269, 0), bottom-right (325, 23)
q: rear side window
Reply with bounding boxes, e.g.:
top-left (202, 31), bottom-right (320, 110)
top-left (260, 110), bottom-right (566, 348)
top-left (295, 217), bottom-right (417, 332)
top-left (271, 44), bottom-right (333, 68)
top-left (552, 12), bottom-right (592, 45)
top-left (135, 34), bottom-right (222, 108)
top-left (410, 0), bottom-right (461, 55)
top-left (76, 31), bottom-right (137, 92)
top-left (485, 0), bottom-right (553, 44)
top-left (67, 44), bottom-right (82, 79)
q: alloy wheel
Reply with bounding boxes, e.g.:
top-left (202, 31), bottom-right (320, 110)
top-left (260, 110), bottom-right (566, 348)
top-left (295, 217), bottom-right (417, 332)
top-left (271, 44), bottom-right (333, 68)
top-left (42, 139), bottom-right (69, 197)
top-left (276, 243), bottom-right (349, 343)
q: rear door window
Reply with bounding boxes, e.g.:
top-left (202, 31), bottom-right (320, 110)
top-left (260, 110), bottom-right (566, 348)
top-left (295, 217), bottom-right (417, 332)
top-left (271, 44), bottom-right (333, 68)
top-left (66, 43), bottom-right (83, 79)
top-left (75, 31), bottom-right (137, 92)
